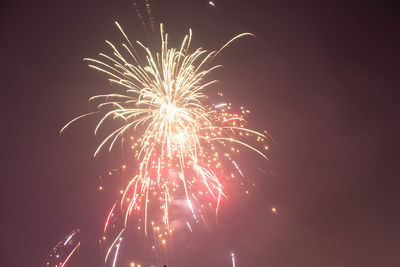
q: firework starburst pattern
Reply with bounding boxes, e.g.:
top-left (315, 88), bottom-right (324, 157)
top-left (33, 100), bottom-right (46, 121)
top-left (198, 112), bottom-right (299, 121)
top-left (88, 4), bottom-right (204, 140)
top-left (61, 22), bottom-right (270, 266)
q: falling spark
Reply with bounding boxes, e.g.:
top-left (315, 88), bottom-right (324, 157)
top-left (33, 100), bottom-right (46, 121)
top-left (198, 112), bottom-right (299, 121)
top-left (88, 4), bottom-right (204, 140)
top-left (60, 242), bottom-right (80, 267)
top-left (63, 232), bottom-right (75, 246)
top-left (222, 117), bottom-right (245, 123)
top-left (145, 0), bottom-right (156, 36)
top-left (105, 228), bottom-right (125, 263)
top-left (104, 202), bottom-right (117, 232)
top-left (214, 103), bottom-right (227, 108)
top-left (112, 242), bottom-right (121, 267)
top-left (186, 221), bottom-right (193, 232)
top-left (44, 229), bottom-right (81, 267)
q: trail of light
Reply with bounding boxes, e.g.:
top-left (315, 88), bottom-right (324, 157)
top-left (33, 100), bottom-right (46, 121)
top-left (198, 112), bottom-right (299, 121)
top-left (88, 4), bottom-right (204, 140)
top-left (186, 199), bottom-right (197, 220)
top-left (105, 228), bottom-right (125, 263)
top-left (63, 232), bottom-right (75, 246)
top-left (60, 242), bottom-right (80, 267)
top-left (186, 222), bottom-right (193, 232)
top-left (210, 137), bottom-right (269, 160)
top-left (112, 243), bottom-right (121, 267)
top-left (222, 117), bottom-right (245, 123)
top-left (232, 160), bottom-right (244, 177)
top-left (231, 253), bottom-right (236, 267)
top-left (104, 202), bottom-right (117, 232)
top-left (163, 190), bottom-right (169, 229)
top-left (202, 126), bottom-right (268, 139)
top-left (60, 112), bottom-right (98, 134)
top-left (214, 103), bottom-right (227, 108)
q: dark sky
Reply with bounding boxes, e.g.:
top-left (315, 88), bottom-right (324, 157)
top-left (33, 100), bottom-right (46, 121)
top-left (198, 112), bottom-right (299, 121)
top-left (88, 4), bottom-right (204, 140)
top-left (1, 0), bottom-right (399, 266)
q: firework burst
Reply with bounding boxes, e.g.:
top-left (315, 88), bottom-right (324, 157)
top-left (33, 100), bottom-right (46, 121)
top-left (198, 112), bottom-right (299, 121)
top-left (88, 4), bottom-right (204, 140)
top-left (62, 22), bottom-right (270, 264)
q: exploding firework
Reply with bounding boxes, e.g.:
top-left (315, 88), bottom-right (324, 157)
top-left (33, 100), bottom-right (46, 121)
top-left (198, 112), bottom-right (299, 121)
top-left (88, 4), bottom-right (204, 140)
top-left (61, 22), bottom-right (270, 265)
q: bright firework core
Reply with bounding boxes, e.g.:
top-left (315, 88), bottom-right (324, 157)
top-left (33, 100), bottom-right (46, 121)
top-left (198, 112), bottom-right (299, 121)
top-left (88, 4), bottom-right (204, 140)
top-left (62, 22), bottom-right (270, 264)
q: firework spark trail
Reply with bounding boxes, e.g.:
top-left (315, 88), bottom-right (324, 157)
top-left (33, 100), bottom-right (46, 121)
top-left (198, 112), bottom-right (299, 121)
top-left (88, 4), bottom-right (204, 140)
top-left (63, 232), bottom-right (75, 246)
top-left (134, 2), bottom-right (149, 37)
top-left (44, 229), bottom-right (81, 267)
top-left (62, 22), bottom-right (270, 257)
top-left (60, 243), bottom-right (80, 267)
top-left (112, 242), bottom-right (121, 267)
top-left (231, 253), bottom-right (236, 267)
top-left (104, 202), bottom-right (117, 232)
top-left (105, 228), bottom-right (125, 263)
top-left (145, 0), bottom-right (156, 37)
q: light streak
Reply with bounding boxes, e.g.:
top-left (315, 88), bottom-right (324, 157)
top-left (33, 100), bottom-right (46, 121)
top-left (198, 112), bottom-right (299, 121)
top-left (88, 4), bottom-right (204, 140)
top-left (63, 232), bottom-right (75, 246)
top-left (186, 221), bottom-right (193, 232)
top-left (45, 229), bottom-right (81, 267)
top-left (112, 242), bottom-right (121, 267)
top-left (222, 117), bottom-right (245, 123)
top-left (104, 202), bottom-right (117, 232)
top-left (60, 242), bottom-right (80, 267)
top-left (232, 160), bottom-right (244, 177)
top-left (105, 228), bottom-right (125, 263)
top-left (214, 103), bottom-right (227, 108)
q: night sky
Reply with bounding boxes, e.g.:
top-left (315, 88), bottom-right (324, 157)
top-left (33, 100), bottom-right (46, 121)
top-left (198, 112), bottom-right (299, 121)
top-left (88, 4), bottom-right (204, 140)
top-left (1, 0), bottom-right (399, 266)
